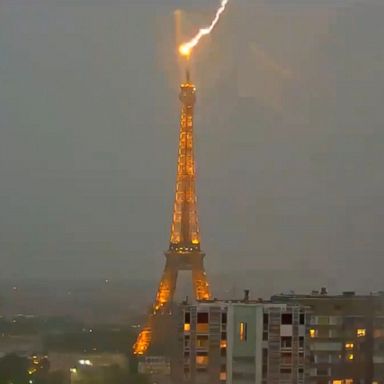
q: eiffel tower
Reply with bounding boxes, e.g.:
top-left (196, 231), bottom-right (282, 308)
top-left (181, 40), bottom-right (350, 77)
top-left (133, 71), bottom-right (212, 355)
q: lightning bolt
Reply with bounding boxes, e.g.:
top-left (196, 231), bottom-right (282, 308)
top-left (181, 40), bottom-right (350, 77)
top-left (179, 0), bottom-right (229, 57)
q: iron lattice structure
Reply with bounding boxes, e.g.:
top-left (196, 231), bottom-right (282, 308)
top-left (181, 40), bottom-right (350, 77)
top-left (133, 73), bottom-right (211, 355)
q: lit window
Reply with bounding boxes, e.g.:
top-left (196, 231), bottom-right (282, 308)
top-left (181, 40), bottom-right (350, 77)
top-left (332, 379), bottom-right (354, 384)
top-left (196, 335), bottom-right (208, 348)
top-left (220, 340), bottom-right (227, 348)
top-left (196, 323), bottom-right (209, 333)
top-left (220, 372), bottom-right (227, 381)
top-left (240, 322), bottom-right (247, 341)
top-left (346, 353), bottom-right (354, 361)
top-left (196, 355), bottom-right (208, 365)
top-left (345, 342), bottom-right (354, 350)
top-left (357, 328), bottom-right (366, 337)
top-left (184, 323), bottom-right (191, 332)
top-left (309, 329), bottom-right (317, 338)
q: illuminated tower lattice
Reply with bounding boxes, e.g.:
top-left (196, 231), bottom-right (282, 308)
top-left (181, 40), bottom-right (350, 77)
top-left (133, 72), bottom-right (211, 355)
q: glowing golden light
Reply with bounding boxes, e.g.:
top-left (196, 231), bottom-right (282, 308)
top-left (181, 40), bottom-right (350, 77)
top-left (178, 0), bottom-right (229, 57)
top-left (357, 328), bottom-right (366, 337)
top-left (133, 326), bottom-right (152, 355)
top-left (240, 322), bottom-right (247, 341)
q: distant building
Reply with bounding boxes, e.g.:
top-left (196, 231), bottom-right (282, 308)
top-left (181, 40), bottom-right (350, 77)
top-left (138, 356), bottom-right (171, 376)
top-left (272, 290), bottom-right (384, 384)
top-left (0, 335), bottom-right (42, 358)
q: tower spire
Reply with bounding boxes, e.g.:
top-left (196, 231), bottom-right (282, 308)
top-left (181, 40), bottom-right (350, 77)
top-left (169, 71), bottom-right (200, 252)
top-left (133, 73), bottom-right (211, 356)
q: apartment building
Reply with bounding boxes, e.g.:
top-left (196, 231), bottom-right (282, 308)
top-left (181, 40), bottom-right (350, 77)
top-left (227, 301), bottom-right (308, 384)
top-left (272, 290), bottom-right (384, 384)
top-left (172, 296), bottom-right (309, 384)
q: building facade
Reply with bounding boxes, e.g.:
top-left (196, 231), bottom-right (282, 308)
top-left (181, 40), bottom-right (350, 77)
top-left (171, 291), bottom-right (384, 384)
top-left (271, 291), bottom-right (384, 384)
top-left (173, 299), bottom-right (309, 384)
top-left (227, 302), bottom-right (308, 384)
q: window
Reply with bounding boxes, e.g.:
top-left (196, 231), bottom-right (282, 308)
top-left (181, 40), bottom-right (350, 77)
top-left (282, 313), bottom-right (293, 324)
top-left (299, 336), bottom-right (304, 348)
top-left (309, 328), bottom-right (317, 338)
top-left (332, 379), bottom-right (352, 384)
top-left (196, 355), bottom-right (208, 365)
top-left (197, 312), bottom-right (209, 333)
top-left (219, 372), bottom-right (227, 381)
top-left (220, 339), bottom-right (227, 349)
top-left (329, 316), bottom-right (342, 325)
top-left (281, 336), bottom-right (292, 349)
top-left (263, 313), bottom-right (269, 334)
top-left (184, 312), bottom-right (191, 332)
top-left (281, 353), bottom-right (292, 365)
top-left (345, 342), bottom-right (354, 350)
top-left (357, 328), bottom-right (366, 337)
top-left (333, 381), bottom-right (353, 384)
top-left (317, 316), bottom-right (329, 325)
top-left (346, 353), bottom-right (354, 361)
top-left (240, 322), bottom-right (247, 341)
top-left (196, 335), bottom-right (208, 348)
top-left (197, 312), bottom-right (208, 323)
top-left (329, 329), bottom-right (340, 338)
top-left (300, 313), bottom-right (305, 325)
top-left (262, 349), bottom-right (268, 377)
top-left (280, 368), bottom-right (292, 374)
top-left (221, 313), bottom-right (227, 324)
top-left (317, 368), bottom-right (330, 376)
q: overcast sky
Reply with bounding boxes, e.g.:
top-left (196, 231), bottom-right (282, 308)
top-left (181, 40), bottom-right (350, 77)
top-left (0, 0), bottom-right (383, 292)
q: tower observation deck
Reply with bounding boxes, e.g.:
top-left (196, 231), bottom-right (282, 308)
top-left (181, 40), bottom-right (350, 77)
top-left (133, 72), bottom-right (212, 355)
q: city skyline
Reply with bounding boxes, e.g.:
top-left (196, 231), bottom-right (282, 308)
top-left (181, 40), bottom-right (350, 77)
top-left (0, 0), bottom-right (383, 295)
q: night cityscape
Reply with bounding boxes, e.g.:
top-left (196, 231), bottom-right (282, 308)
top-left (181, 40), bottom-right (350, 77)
top-left (1, 1), bottom-right (384, 383)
